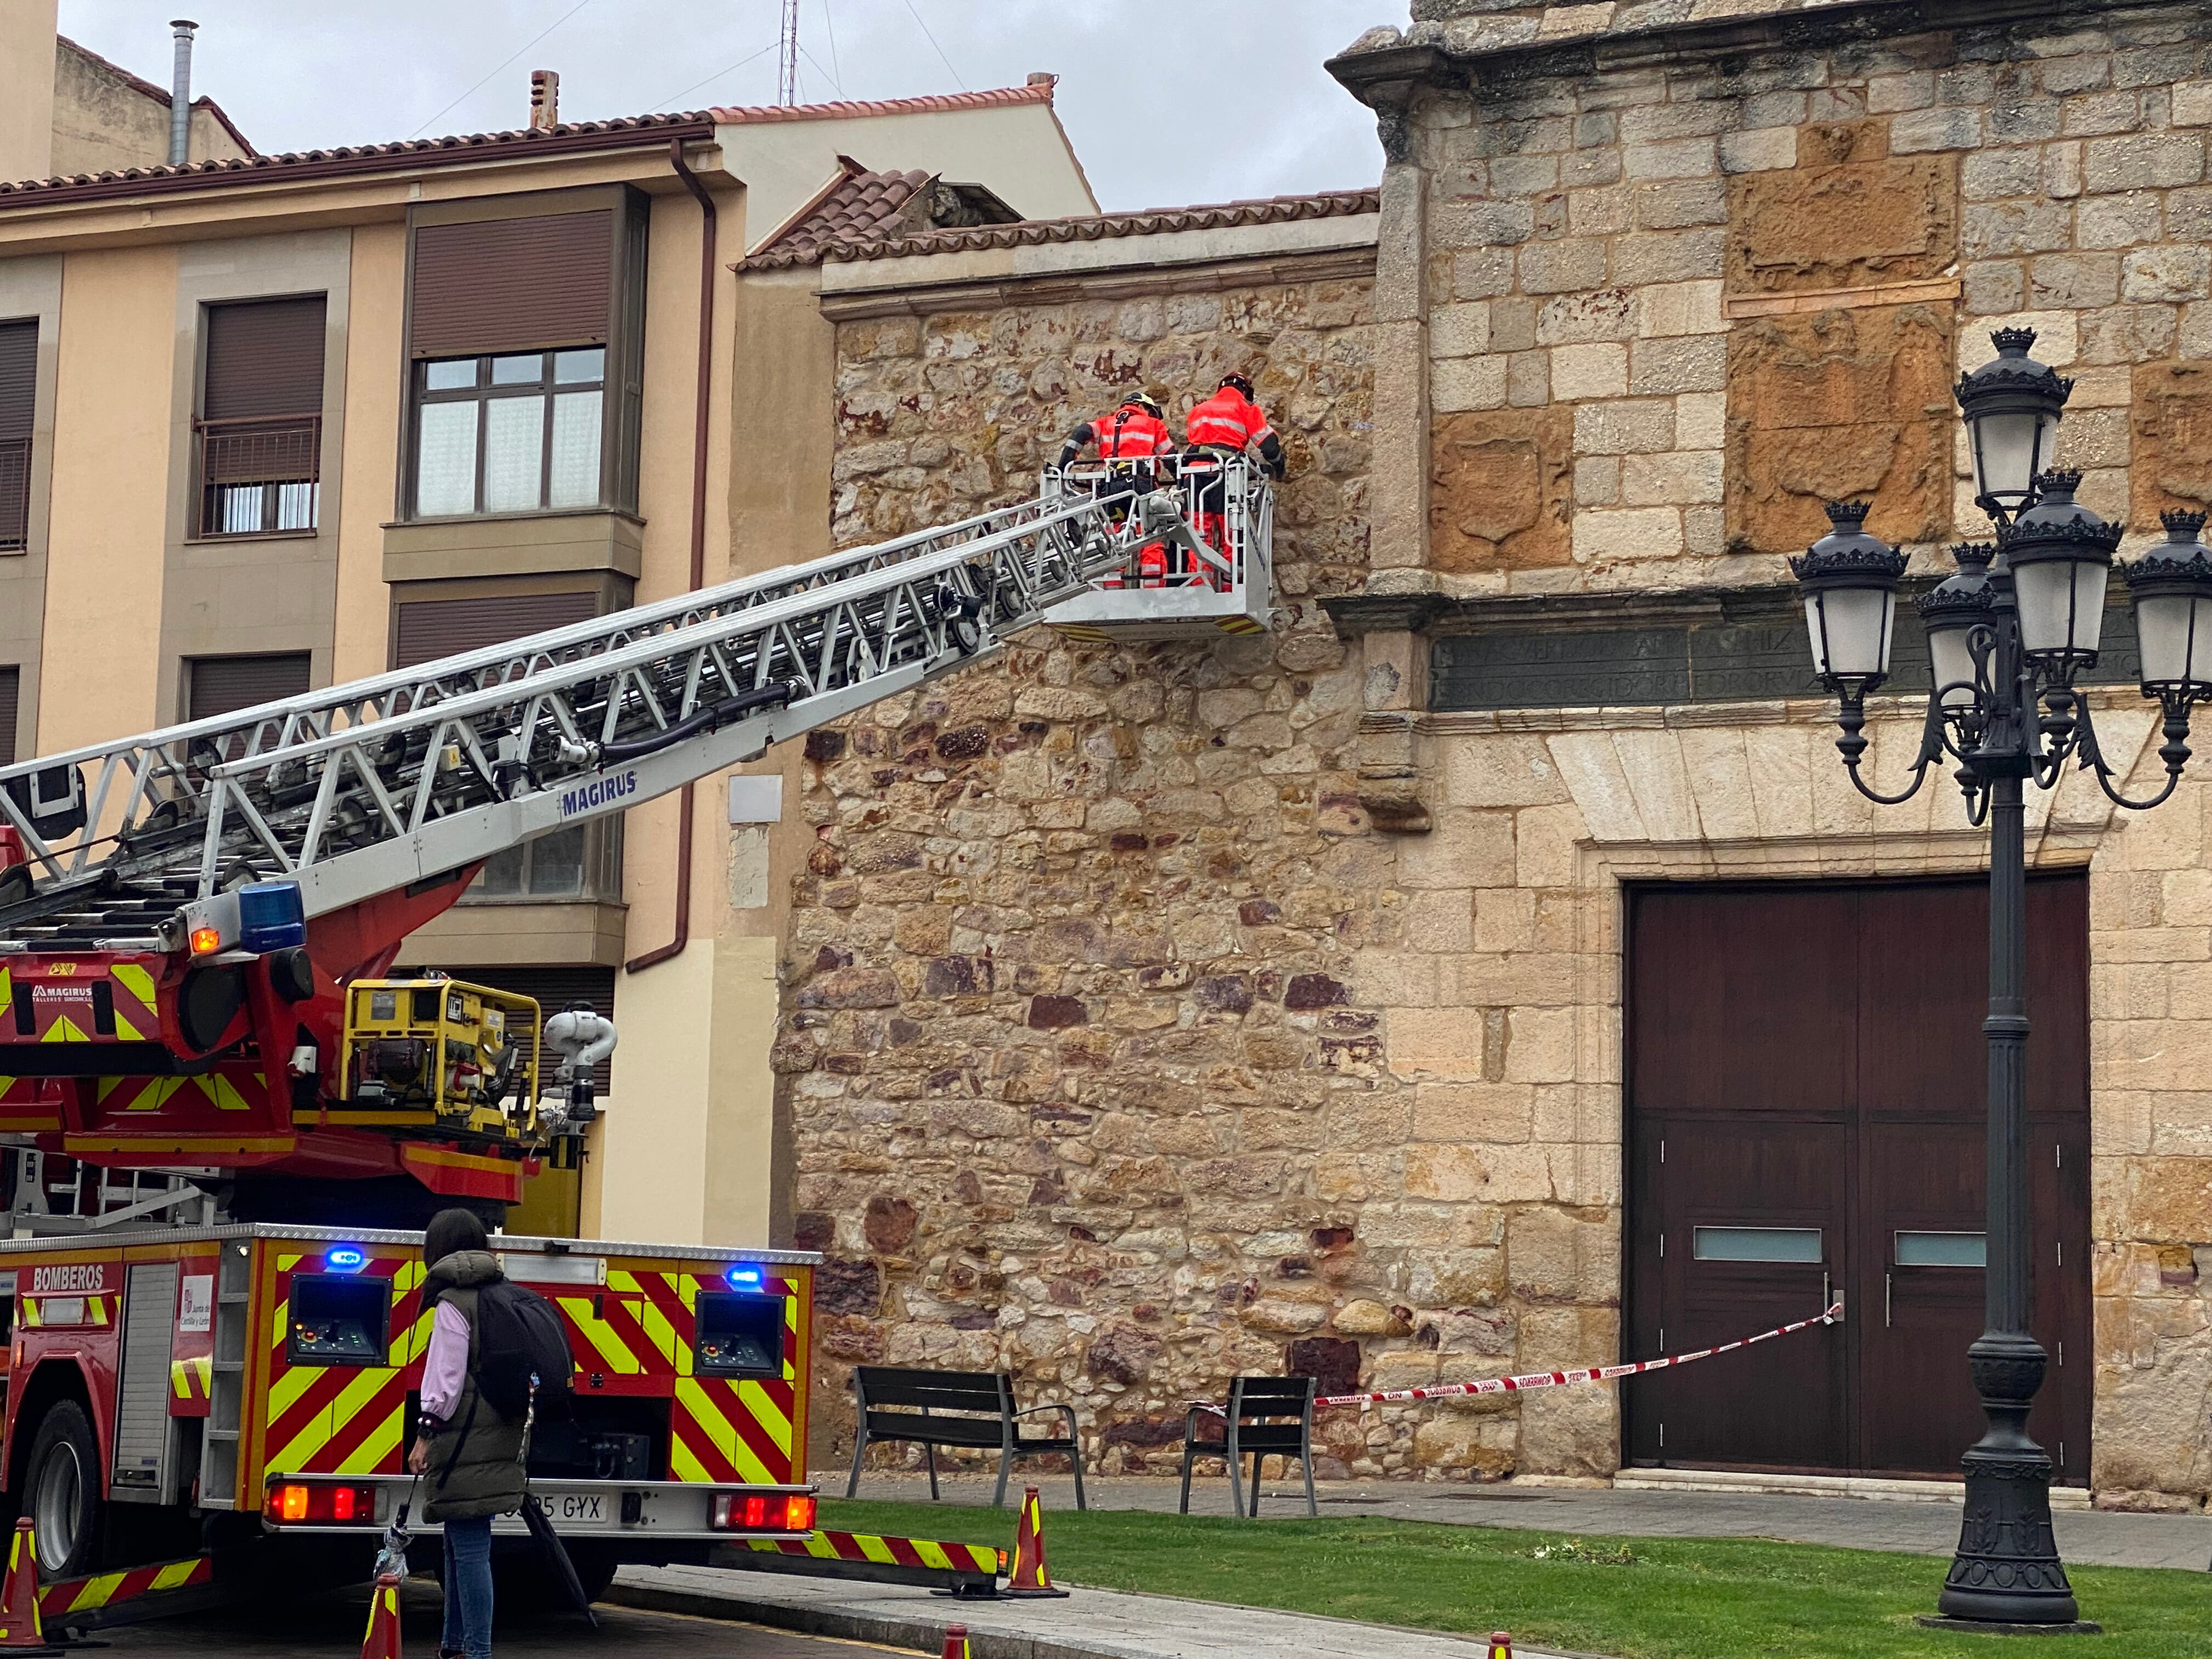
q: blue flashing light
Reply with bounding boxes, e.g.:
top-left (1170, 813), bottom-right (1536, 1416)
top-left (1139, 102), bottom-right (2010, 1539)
top-left (239, 881), bottom-right (308, 953)
top-left (325, 1246), bottom-right (368, 1273)
top-left (726, 1266), bottom-right (762, 1288)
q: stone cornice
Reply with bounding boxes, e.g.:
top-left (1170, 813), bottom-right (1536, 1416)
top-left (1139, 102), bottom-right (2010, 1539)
top-left (1327, 1), bottom-right (2155, 108)
top-left (817, 244), bottom-right (1377, 321)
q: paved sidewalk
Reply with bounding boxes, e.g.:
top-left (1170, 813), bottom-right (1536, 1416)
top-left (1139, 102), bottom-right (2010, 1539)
top-left (615, 1564), bottom-right (1581, 1659)
top-left (824, 1471), bottom-right (2212, 1572)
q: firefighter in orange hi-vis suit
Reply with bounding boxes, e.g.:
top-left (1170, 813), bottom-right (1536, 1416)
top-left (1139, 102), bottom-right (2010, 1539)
top-left (1058, 392), bottom-right (1177, 587)
top-left (1181, 373), bottom-right (1284, 587)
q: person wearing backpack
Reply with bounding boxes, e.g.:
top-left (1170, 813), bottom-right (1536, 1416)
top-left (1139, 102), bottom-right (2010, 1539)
top-left (408, 1208), bottom-right (527, 1659)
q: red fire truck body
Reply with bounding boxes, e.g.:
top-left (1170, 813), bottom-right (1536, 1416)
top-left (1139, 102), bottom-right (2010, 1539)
top-left (0, 1222), bottom-right (819, 1590)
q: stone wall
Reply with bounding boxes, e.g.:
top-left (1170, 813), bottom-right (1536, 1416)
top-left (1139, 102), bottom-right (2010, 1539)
top-left (775, 261), bottom-right (1591, 1481)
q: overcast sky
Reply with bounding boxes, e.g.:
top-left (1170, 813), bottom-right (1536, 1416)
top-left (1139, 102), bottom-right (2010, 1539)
top-left (56, 1), bottom-right (1392, 212)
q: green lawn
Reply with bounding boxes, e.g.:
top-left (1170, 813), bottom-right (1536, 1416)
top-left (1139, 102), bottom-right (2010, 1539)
top-left (819, 1498), bottom-right (2212, 1658)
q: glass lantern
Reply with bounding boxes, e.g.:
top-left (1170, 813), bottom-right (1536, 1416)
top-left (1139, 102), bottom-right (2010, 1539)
top-left (1791, 502), bottom-right (1909, 692)
top-left (1916, 544), bottom-right (1999, 713)
top-left (1998, 471), bottom-right (2120, 670)
top-left (1955, 328), bottom-right (2073, 520)
top-left (2119, 509), bottom-right (2212, 699)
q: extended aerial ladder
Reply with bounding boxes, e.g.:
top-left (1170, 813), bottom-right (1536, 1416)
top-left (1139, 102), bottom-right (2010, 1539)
top-left (0, 478), bottom-right (1252, 1222)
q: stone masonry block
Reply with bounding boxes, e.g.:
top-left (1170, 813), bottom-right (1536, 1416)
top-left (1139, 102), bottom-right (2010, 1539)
top-left (1537, 289), bottom-right (1635, 345)
top-left (2030, 253), bottom-right (2121, 310)
top-left (1571, 505), bottom-right (1684, 565)
top-left (1550, 342), bottom-right (1628, 400)
top-left (1434, 355), bottom-right (1510, 413)
top-left (1637, 178), bottom-right (1728, 230)
top-left (1431, 301), bottom-right (1493, 360)
top-left (1718, 127), bottom-right (1797, 174)
top-left (1622, 450), bottom-right (1723, 506)
top-left (1574, 398), bottom-right (1676, 455)
top-left (2176, 80), bottom-right (2212, 127)
top-left (1637, 279), bottom-right (1724, 338)
top-left (1889, 106), bottom-right (1982, 153)
top-left (1518, 239), bottom-right (1610, 296)
top-left (2084, 133), bottom-right (2205, 193)
top-left (2078, 193), bottom-right (2164, 250)
top-left (1629, 335), bottom-right (1726, 395)
top-left (1624, 136), bottom-right (1718, 180)
top-left (2124, 245), bottom-right (2212, 303)
top-left (1612, 229), bottom-right (1725, 286)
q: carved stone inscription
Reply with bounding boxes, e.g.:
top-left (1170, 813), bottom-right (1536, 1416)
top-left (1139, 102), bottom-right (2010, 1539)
top-left (1429, 407), bottom-right (1574, 573)
top-left (1726, 123), bottom-right (1958, 296)
top-left (2130, 361), bottom-right (2212, 527)
top-left (1725, 304), bottom-right (1955, 556)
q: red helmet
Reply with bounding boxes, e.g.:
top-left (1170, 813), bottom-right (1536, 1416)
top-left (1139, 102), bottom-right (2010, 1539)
top-left (1218, 373), bottom-right (1255, 399)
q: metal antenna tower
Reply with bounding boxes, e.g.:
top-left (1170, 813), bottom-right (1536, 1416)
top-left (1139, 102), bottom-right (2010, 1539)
top-left (778, 0), bottom-right (800, 104)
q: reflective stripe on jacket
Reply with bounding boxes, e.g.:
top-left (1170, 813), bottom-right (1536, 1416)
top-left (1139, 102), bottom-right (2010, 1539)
top-left (1185, 388), bottom-right (1273, 452)
top-left (1096, 405), bottom-right (1173, 459)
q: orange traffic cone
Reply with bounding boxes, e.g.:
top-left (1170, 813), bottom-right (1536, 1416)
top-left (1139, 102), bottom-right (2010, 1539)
top-left (359, 1570), bottom-right (403, 1658)
top-left (0, 1519), bottom-right (51, 1651)
top-left (1488, 1633), bottom-right (1513, 1659)
top-left (1002, 1485), bottom-right (1068, 1599)
top-left (939, 1625), bottom-right (972, 1659)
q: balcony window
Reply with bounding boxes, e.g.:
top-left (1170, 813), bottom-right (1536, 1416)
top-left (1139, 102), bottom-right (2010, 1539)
top-left (466, 818), bottom-right (622, 904)
top-left (412, 349), bottom-right (606, 518)
top-left (194, 296), bottom-right (326, 539)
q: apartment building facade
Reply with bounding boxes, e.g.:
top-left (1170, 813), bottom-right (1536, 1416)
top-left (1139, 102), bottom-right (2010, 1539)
top-left (0, 12), bottom-right (1094, 1243)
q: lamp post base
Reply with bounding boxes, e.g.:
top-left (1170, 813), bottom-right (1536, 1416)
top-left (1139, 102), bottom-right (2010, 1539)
top-left (1914, 1618), bottom-right (2103, 1637)
top-left (1937, 1344), bottom-right (2079, 1627)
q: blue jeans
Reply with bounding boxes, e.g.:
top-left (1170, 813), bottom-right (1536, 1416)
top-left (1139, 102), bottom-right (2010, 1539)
top-left (441, 1514), bottom-right (494, 1659)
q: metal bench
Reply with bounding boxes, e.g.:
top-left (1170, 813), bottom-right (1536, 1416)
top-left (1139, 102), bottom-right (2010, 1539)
top-left (1180, 1375), bottom-right (1318, 1517)
top-left (845, 1367), bottom-right (1086, 1510)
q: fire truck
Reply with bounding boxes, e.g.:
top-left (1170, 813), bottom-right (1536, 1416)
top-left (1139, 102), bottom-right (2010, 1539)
top-left (0, 465), bottom-right (1269, 1627)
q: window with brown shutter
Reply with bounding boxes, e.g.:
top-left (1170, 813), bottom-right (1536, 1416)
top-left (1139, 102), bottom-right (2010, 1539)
top-left (391, 591), bottom-right (600, 670)
top-left (196, 296), bottom-right (327, 538)
top-left (390, 589), bottom-right (619, 902)
top-left (403, 193), bottom-right (647, 521)
top-left (0, 321), bottom-right (35, 555)
top-left (186, 653), bottom-right (313, 722)
top-left (0, 667), bottom-right (19, 766)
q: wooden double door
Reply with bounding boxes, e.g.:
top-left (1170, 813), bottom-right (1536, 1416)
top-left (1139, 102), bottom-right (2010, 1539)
top-left (1624, 877), bottom-right (2091, 1483)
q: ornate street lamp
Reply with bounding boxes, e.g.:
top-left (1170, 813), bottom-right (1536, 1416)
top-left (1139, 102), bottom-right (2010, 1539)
top-left (1793, 330), bottom-right (2212, 1631)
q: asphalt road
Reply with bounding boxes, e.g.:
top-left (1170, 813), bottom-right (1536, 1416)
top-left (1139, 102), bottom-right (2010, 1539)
top-left (87, 1583), bottom-right (898, 1656)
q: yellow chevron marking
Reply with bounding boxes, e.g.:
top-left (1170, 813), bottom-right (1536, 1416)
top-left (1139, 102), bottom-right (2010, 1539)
top-left (18, 1301), bottom-right (38, 1329)
top-left (121, 1076), bottom-right (190, 1113)
top-left (552, 1295), bottom-right (644, 1376)
top-left (269, 1361), bottom-right (397, 1474)
top-left (856, 1533), bottom-right (898, 1565)
top-left (170, 1356), bottom-right (211, 1400)
top-left (674, 1379), bottom-right (774, 1484)
top-left (209, 1073), bottom-right (253, 1112)
top-left (736, 1381), bottom-right (794, 1457)
top-left (668, 1437), bottom-right (709, 1485)
top-left (41, 1016), bottom-right (87, 1043)
top-left (334, 1397), bottom-right (408, 1475)
top-left (151, 1560), bottom-right (201, 1592)
top-left (111, 964), bottom-right (156, 1005)
top-left (0, 967), bottom-right (10, 1003)
top-left (111, 1010), bottom-right (144, 1040)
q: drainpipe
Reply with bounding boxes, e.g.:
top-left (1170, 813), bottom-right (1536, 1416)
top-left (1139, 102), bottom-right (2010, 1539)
top-left (625, 137), bottom-right (718, 974)
top-left (166, 20), bottom-right (198, 166)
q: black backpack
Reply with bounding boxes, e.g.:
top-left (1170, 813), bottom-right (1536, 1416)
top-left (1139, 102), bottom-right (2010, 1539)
top-left (471, 1278), bottom-right (574, 1421)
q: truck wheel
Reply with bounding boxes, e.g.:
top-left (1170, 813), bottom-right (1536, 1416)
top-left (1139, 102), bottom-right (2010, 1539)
top-left (24, 1402), bottom-right (100, 1578)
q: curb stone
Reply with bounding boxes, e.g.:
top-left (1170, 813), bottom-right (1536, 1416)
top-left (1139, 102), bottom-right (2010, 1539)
top-left (606, 1567), bottom-right (1608, 1659)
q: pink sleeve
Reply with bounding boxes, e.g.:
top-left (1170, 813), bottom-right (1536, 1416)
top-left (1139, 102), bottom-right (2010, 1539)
top-left (417, 1300), bottom-right (470, 1424)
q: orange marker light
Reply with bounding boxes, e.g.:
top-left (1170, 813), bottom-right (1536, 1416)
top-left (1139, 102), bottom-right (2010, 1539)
top-left (276, 1484), bottom-right (308, 1521)
top-left (190, 927), bottom-right (222, 955)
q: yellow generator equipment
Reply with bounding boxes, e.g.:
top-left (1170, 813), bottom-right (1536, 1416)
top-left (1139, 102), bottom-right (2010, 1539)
top-left (340, 978), bottom-right (540, 1142)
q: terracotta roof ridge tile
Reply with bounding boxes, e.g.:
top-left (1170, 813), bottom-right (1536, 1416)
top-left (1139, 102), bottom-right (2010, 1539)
top-left (823, 186), bottom-right (1383, 263)
top-left (735, 184), bottom-right (1380, 274)
top-left (709, 81), bottom-right (1056, 125)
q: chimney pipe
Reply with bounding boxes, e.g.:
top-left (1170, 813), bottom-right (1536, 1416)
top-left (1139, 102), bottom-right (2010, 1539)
top-left (529, 69), bottom-right (561, 132)
top-left (167, 19), bottom-right (197, 166)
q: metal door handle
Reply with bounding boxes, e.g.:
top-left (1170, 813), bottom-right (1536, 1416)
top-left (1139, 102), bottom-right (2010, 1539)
top-left (1885, 1272), bottom-right (1892, 1328)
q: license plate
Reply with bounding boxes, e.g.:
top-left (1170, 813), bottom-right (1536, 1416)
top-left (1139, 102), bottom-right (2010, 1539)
top-left (551, 1493), bottom-right (608, 1526)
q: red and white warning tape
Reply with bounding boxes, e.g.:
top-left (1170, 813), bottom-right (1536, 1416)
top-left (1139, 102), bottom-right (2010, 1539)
top-left (1312, 1301), bottom-right (1844, 1409)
